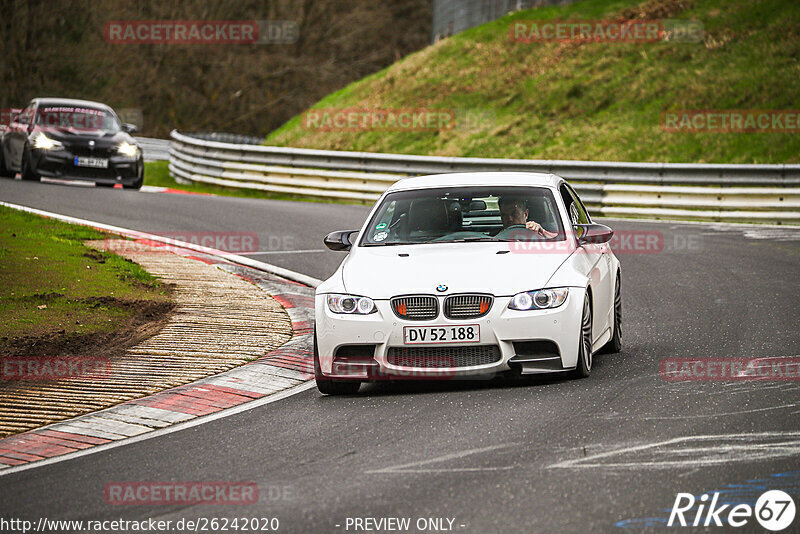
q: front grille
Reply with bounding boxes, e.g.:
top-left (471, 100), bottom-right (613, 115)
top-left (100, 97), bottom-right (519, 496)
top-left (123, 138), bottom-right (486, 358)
top-left (67, 145), bottom-right (114, 158)
top-left (391, 295), bottom-right (438, 320)
top-left (444, 294), bottom-right (493, 319)
top-left (387, 345), bottom-right (501, 368)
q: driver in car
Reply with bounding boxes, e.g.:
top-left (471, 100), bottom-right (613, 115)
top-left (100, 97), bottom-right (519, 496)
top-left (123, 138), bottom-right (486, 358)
top-left (498, 197), bottom-right (558, 239)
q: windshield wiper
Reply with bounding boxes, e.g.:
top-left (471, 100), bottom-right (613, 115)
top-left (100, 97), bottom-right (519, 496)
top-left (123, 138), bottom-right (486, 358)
top-left (436, 237), bottom-right (499, 243)
top-left (362, 241), bottom-right (417, 247)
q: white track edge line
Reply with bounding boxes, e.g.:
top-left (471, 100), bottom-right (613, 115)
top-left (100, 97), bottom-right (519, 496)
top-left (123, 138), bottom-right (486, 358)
top-left (0, 382), bottom-right (316, 477)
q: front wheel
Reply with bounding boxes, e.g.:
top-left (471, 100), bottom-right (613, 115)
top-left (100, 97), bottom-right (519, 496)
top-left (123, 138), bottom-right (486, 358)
top-left (0, 144), bottom-right (15, 178)
top-left (570, 292), bottom-right (593, 379)
top-left (20, 147), bottom-right (40, 181)
top-left (123, 161), bottom-right (144, 190)
top-left (600, 274), bottom-right (622, 354)
top-left (314, 331), bottom-right (361, 395)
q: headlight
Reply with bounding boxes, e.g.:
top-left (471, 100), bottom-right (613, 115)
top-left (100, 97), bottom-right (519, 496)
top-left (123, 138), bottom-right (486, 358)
top-left (327, 294), bottom-right (376, 315)
top-left (31, 131), bottom-right (64, 150)
top-left (508, 288), bottom-right (569, 310)
top-left (116, 141), bottom-right (139, 157)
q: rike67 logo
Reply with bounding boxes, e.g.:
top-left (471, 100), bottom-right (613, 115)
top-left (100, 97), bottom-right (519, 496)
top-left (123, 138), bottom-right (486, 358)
top-left (669, 490), bottom-right (796, 531)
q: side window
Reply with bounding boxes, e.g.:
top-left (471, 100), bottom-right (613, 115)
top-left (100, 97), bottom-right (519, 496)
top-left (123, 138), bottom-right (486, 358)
top-left (566, 185), bottom-right (591, 224)
top-left (364, 200), bottom-right (399, 244)
top-left (559, 185), bottom-right (581, 225)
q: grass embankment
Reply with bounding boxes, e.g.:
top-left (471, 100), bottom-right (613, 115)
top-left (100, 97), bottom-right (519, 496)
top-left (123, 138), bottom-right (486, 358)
top-left (0, 206), bottom-right (174, 357)
top-left (265, 0), bottom-right (800, 163)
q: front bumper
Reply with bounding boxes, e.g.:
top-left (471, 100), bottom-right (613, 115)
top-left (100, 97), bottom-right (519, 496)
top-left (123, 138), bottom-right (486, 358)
top-left (30, 148), bottom-right (142, 184)
top-left (314, 291), bottom-right (585, 380)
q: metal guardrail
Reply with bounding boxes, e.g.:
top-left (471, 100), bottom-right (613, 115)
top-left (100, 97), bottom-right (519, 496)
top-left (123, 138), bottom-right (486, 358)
top-left (168, 130), bottom-right (800, 224)
top-left (135, 137), bottom-right (170, 162)
top-left (184, 132), bottom-right (264, 145)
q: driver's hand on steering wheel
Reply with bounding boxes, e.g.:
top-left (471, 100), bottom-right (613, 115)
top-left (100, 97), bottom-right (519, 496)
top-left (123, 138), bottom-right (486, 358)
top-left (526, 221), bottom-right (558, 239)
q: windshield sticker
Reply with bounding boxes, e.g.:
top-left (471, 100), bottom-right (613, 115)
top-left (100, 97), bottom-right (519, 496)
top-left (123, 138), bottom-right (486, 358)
top-left (376, 222), bottom-right (388, 230)
top-left (38, 107), bottom-right (108, 130)
top-left (373, 231), bottom-right (389, 242)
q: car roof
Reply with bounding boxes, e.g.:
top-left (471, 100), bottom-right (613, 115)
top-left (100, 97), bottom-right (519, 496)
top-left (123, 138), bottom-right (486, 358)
top-left (386, 172), bottom-right (562, 192)
top-left (30, 98), bottom-right (113, 111)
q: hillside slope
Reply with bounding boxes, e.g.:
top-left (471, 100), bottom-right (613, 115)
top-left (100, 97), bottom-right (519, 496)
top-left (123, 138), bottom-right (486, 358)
top-left (266, 0), bottom-right (800, 163)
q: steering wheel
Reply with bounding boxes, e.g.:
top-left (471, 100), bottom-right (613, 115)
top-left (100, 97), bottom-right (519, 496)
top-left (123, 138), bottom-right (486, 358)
top-left (496, 224), bottom-right (537, 240)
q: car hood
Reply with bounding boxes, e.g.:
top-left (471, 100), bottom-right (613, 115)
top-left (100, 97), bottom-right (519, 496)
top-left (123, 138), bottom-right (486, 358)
top-left (341, 242), bottom-right (574, 299)
top-left (38, 127), bottom-right (132, 146)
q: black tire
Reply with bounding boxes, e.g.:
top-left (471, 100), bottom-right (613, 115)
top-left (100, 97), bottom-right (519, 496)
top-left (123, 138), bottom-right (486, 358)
top-left (123, 160), bottom-right (144, 190)
top-left (570, 291), bottom-right (593, 379)
top-left (314, 331), bottom-right (360, 395)
top-left (123, 177), bottom-right (143, 190)
top-left (20, 147), bottom-right (40, 181)
top-left (0, 144), bottom-right (15, 178)
top-left (600, 273), bottom-right (622, 354)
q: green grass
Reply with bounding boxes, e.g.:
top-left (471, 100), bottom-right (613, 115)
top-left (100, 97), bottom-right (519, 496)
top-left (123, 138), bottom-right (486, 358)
top-left (144, 161), bottom-right (358, 204)
top-left (0, 206), bottom-right (172, 350)
top-left (265, 0), bottom-right (800, 163)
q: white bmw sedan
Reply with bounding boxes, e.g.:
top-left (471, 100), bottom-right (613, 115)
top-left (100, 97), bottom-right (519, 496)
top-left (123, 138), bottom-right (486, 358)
top-left (314, 172), bottom-right (621, 395)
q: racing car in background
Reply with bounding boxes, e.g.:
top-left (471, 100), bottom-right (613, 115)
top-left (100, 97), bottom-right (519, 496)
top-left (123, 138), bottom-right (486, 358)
top-left (0, 98), bottom-right (143, 189)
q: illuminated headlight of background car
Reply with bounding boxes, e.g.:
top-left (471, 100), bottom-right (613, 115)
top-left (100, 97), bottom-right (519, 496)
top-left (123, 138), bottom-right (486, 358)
top-left (508, 288), bottom-right (569, 310)
top-left (31, 131), bottom-right (64, 150)
top-left (327, 294), bottom-right (377, 315)
top-left (116, 141), bottom-right (139, 157)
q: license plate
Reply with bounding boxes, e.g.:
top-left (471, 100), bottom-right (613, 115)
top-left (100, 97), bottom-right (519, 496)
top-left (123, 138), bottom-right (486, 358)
top-left (403, 324), bottom-right (480, 345)
top-left (74, 157), bottom-right (108, 168)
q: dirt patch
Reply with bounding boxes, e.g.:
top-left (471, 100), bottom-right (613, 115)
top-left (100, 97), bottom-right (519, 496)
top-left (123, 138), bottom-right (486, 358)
top-left (82, 249), bottom-right (107, 263)
top-left (0, 296), bottom-right (176, 359)
top-left (619, 0), bottom-right (694, 20)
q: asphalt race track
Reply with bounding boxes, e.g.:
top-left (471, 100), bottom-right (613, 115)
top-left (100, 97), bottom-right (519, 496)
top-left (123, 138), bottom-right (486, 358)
top-left (1, 178), bottom-right (800, 533)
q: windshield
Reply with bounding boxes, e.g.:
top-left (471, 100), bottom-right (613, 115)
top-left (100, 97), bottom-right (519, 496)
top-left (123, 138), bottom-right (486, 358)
top-left (360, 186), bottom-right (565, 246)
top-left (35, 106), bottom-right (122, 133)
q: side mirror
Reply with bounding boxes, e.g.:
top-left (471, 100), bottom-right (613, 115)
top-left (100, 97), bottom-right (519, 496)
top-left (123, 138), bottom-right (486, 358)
top-left (324, 230), bottom-right (358, 251)
top-left (122, 123), bottom-right (138, 134)
top-left (574, 223), bottom-right (613, 245)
